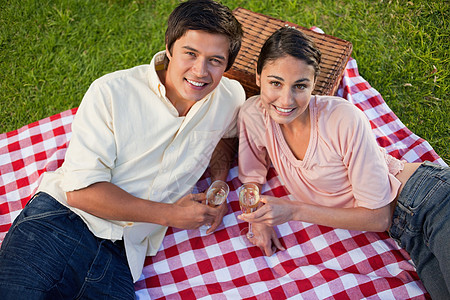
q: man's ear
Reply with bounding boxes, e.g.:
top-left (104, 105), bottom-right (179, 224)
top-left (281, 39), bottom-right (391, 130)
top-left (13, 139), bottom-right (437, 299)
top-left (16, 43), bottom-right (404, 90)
top-left (256, 73), bottom-right (261, 87)
top-left (165, 44), bottom-right (172, 60)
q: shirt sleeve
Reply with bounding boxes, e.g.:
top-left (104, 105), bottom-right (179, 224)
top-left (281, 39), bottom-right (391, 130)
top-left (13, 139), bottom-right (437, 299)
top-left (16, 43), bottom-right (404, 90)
top-left (221, 78), bottom-right (246, 139)
top-left (238, 97), bottom-right (271, 185)
top-left (333, 103), bottom-right (401, 209)
top-left (60, 80), bottom-right (116, 192)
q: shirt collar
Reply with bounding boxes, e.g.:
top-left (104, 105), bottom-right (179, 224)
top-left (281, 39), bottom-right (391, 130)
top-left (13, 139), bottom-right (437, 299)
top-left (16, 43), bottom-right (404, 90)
top-left (148, 51), bottom-right (167, 100)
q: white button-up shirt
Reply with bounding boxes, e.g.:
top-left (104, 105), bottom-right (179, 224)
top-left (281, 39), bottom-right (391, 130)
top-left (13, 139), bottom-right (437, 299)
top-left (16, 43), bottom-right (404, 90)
top-left (38, 51), bottom-right (245, 281)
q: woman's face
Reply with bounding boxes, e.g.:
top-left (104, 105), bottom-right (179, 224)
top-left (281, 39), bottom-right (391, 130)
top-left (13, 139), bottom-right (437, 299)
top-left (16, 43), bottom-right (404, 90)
top-left (256, 55), bottom-right (316, 126)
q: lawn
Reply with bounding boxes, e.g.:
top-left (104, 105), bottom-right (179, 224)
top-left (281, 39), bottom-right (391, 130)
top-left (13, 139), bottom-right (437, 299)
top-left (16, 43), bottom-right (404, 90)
top-left (0, 0), bottom-right (448, 164)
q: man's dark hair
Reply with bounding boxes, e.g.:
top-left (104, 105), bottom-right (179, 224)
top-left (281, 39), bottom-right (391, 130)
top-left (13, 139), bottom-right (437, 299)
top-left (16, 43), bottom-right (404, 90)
top-left (164, 0), bottom-right (242, 71)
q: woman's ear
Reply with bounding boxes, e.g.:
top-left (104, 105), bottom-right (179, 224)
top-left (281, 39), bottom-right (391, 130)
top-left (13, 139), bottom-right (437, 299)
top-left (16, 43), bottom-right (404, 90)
top-left (313, 76), bottom-right (318, 91)
top-left (256, 73), bottom-right (261, 87)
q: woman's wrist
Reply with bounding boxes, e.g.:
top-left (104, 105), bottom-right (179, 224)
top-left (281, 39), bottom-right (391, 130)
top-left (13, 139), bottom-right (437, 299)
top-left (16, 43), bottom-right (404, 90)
top-left (291, 201), bottom-right (304, 222)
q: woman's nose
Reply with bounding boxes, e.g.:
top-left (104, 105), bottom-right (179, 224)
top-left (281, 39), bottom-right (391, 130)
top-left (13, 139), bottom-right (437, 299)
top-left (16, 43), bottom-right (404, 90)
top-left (279, 89), bottom-right (294, 106)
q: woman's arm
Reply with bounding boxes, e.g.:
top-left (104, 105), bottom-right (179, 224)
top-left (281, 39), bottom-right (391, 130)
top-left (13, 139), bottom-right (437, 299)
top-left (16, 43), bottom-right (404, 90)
top-left (239, 195), bottom-right (392, 232)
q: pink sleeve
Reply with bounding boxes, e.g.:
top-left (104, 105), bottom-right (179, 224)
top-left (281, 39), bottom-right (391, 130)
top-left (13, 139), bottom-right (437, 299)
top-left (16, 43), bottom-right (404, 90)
top-left (380, 147), bottom-right (405, 176)
top-left (335, 105), bottom-right (401, 209)
top-left (238, 98), bottom-right (270, 185)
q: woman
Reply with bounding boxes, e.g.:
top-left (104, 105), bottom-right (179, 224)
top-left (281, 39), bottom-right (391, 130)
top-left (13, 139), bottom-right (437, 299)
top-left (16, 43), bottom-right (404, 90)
top-left (237, 27), bottom-right (449, 299)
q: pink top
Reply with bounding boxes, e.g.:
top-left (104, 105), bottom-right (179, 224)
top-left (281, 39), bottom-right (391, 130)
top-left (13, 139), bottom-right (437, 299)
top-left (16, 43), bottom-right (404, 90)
top-left (238, 95), bottom-right (403, 209)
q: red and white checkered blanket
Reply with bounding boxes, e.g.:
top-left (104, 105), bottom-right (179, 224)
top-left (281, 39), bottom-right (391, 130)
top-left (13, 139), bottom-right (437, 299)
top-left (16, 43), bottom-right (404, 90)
top-left (1, 56), bottom-right (443, 298)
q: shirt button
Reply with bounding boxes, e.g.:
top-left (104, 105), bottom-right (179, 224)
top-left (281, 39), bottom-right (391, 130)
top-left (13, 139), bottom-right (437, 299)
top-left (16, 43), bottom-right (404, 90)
top-left (393, 218), bottom-right (400, 225)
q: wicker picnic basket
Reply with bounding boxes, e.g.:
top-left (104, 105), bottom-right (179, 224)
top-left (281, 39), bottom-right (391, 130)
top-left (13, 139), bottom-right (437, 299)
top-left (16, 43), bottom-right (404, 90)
top-left (225, 8), bottom-right (353, 97)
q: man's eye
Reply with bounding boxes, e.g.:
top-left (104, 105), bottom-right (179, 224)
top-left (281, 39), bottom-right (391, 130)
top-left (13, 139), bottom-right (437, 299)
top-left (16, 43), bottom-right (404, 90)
top-left (295, 84), bottom-right (306, 90)
top-left (210, 58), bottom-right (224, 66)
top-left (270, 81), bottom-right (281, 87)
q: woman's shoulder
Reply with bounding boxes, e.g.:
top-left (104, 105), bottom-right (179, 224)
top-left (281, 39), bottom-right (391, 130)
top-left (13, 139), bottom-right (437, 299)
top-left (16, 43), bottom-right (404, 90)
top-left (238, 95), bottom-right (267, 132)
top-left (314, 95), bottom-right (358, 111)
top-left (242, 95), bottom-right (262, 108)
top-left (314, 95), bottom-right (368, 125)
top-left (240, 95), bottom-right (265, 117)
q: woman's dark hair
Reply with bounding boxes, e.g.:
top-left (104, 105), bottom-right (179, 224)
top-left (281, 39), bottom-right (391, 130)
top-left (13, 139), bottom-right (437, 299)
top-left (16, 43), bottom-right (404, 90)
top-left (164, 0), bottom-right (243, 71)
top-left (257, 26), bottom-right (321, 79)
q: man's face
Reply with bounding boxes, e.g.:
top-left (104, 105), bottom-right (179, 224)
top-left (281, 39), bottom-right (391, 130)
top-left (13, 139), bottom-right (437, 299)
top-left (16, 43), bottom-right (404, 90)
top-left (164, 30), bottom-right (230, 107)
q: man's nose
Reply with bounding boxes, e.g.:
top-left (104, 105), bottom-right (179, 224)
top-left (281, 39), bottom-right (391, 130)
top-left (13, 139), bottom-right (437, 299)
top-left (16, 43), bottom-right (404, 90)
top-left (192, 58), bottom-right (208, 77)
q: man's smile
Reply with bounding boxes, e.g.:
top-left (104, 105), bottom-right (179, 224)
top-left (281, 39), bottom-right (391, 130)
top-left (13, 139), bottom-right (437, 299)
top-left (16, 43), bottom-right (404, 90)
top-left (186, 78), bottom-right (207, 87)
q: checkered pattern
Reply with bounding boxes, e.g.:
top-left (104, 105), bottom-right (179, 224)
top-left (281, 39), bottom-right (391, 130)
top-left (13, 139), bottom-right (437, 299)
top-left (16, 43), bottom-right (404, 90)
top-left (0, 108), bottom-right (76, 239)
top-left (338, 58), bottom-right (446, 166)
top-left (1, 53), bottom-right (442, 298)
top-left (134, 165), bottom-right (430, 299)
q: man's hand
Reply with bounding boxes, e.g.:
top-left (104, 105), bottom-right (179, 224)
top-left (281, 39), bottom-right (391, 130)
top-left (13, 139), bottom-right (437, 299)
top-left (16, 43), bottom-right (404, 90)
top-left (248, 223), bottom-right (285, 256)
top-left (206, 200), bottom-right (228, 234)
top-left (172, 193), bottom-right (219, 229)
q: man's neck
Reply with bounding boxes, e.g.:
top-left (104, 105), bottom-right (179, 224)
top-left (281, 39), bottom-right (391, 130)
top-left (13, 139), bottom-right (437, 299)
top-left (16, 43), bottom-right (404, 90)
top-left (156, 68), bottom-right (195, 117)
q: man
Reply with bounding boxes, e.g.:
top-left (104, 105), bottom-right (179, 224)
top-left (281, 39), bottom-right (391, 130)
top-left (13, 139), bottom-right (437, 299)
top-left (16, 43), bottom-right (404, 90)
top-left (0, 0), bottom-right (244, 298)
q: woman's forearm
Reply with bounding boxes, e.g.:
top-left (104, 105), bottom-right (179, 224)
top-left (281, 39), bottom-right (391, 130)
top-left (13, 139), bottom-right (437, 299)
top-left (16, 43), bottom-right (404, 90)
top-left (293, 201), bottom-right (392, 232)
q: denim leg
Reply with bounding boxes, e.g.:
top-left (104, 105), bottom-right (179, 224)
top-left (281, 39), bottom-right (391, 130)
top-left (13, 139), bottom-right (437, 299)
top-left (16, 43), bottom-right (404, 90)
top-left (389, 162), bottom-right (450, 299)
top-left (0, 192), bottom-right (135, 300)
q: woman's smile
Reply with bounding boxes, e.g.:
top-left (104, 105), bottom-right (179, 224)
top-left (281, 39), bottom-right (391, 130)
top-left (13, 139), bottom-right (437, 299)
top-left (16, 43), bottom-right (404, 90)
top-left (273, 105), bottom-right (296, 114)
top-left (257, 55), bottom-right (316, 126)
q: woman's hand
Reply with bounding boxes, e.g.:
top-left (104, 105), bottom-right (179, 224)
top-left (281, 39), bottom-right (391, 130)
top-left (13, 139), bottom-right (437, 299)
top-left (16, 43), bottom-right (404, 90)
top-left (238, 195), bottom-right (298, 226)
top-left (248, 223), bottom-right (285, 256)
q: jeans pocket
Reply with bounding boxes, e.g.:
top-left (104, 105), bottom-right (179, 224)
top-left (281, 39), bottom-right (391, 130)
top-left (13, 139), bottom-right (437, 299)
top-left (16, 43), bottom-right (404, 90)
top-left (76, 240), bottom-right (128, 300)
top-left (0, 212), bottom-right (82, 292)
top-left (85, 240), bottom-right (113, 283)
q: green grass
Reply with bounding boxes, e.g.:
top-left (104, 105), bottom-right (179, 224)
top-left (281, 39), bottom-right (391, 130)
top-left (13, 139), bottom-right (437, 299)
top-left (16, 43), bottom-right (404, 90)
top-left (1, 0), bottom-right (448, 164)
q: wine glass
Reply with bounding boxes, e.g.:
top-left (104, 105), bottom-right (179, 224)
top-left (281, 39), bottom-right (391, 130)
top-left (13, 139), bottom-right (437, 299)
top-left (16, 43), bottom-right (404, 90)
top-left (238, 183), bottom-right (260, 239)
top-left (199, 180), bottom-right (229, 233)
top-left (206, 180), bottom-right (229, 208)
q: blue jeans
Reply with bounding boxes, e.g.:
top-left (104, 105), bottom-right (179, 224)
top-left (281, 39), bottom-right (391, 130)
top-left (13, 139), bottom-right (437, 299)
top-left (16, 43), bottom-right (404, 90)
top-left (389, 161), bottom-right (450, 300)
top-left (0, 192), bottom-right (135, 299)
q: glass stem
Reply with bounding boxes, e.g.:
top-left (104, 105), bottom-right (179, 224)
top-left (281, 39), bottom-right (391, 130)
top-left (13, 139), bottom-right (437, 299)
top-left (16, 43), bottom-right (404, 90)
top-left (248, 223), bottom-right (254, 238)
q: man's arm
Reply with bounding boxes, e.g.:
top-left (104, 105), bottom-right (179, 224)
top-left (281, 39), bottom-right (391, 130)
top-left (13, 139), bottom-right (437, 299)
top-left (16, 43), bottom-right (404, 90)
top-left (204, 137), bottom-right (238, 233)
top-left (66, 182), bottom-right (218, 229)
top-left (209, 138), bottom-right (238, 182)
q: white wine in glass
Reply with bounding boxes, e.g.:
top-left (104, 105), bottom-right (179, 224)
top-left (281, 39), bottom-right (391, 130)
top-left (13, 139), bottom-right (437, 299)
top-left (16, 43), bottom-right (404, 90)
top-left (206, 180), bottom-right (229, 208)
top-left (199, 180), bottom-right (229, 233)
top-left (238, 183), bottom-right (260, 239)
